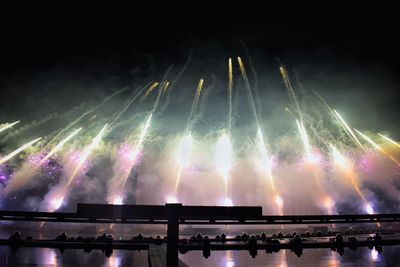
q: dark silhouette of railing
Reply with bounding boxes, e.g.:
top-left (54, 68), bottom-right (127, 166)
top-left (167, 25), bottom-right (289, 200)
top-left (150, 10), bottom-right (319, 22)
top-left (1, 203), bottom-right (400, 267)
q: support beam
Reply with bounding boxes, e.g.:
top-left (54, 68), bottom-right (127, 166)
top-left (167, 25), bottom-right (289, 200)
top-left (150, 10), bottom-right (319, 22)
top-left (166, 203), bottom-right (182, 267)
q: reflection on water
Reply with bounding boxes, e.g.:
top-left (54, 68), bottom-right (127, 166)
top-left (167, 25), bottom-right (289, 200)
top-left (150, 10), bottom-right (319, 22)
top-left (0, 246), bottom-right (399, 266)
top-left (179, 246), bottom-right (400, 267)
top-left (0, 247), bottom-right (148, 266)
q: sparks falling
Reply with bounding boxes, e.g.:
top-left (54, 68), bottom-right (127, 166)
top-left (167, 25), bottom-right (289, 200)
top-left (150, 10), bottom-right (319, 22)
top-left (333, 110), bottom-right (364, 148)
top-left (378, 133), bottom-right (400, 149)
top-left (354, 129), bottom-right (400, 166)
top-left (330, 144), bottom-right (373, 213)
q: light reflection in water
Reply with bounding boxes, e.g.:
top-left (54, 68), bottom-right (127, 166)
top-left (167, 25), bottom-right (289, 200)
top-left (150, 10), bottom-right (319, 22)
top-left (370, 248), bottom-right (380, 261)
top-left (47, 249), bottom-right (57, 266)
top-left (225, 250), bottom-right (235, 267)
top-left (104, 254), bottom-right (122, 267)
top-left (277, 249), bottom-right (287, 267)
top-left (328, 250), bottom-right (340, 267)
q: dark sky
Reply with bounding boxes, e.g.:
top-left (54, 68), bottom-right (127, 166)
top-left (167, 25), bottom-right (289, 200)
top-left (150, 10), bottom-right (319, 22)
top-left (1, 13), bottom-right (399, 135)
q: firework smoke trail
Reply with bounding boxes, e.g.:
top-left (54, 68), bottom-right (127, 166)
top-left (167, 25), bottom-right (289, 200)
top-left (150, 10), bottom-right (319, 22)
top-left (296, 120), bottom-right (335, 215)
top-left (330, 144), bottom-right (375, 215)
top-left (332, 110), bottom-right (364, 149)
top-left (107, 114), bottom-right (152, 204)
top-left (354, 129), bottom-right (400, 166)
top-left (48, 87), bottom-right (130, 146)
top-left (0, 137), bottom-right (42, 165)
top-left (312, 90), bottom-right (334, 113)
top-left (161, 49), bottom-right (193, 112)
top-left (158, 65), bottom-right (173, 95)
top-left (279, 64), bottom-right (303, 123)
top-left (0, 121), bottom-right (20, 134)
top-left (228, 58), bottom-right (233, 133)
top-left (109, 81), bottom-right (156, 128)
top-left (215, 133), bottom-right (233, 206)
top-left (2, 129), bottom-right (81, 196)
top-left (379, 133), bottom-right (400, 149)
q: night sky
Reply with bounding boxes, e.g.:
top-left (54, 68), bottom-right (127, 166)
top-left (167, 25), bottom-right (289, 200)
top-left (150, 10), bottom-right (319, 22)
top-left (1, 13), bottom-right (399, 136)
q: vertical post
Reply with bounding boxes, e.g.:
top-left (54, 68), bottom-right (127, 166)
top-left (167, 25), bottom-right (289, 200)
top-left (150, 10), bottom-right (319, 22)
top-left (166, 203), bottom-right (181, 267)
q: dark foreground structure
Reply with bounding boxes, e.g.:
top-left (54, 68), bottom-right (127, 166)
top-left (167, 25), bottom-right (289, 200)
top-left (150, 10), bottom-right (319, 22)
top-left (1, 203), bottom-right (400, 266)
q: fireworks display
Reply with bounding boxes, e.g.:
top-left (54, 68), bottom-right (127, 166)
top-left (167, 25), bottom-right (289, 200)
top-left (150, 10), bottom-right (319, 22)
top-left (0, 55), bottom-right (400, 217)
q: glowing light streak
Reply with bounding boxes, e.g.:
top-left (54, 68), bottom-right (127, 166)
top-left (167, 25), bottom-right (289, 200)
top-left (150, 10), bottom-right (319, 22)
top-left (0, 137), bottom-right (42, 165)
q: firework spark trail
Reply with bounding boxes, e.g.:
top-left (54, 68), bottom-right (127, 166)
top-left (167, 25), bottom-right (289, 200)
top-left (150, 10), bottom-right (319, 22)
top-left (174, 79), bottom-right (204, 194)
top-left (0, 121), bottom-right (20, 134)
top-left (355, 129), bottom-right (400, 166)
top-left (215, 133), bottom-right (233, 205)
top-left (107, 114), bottom-right (153, 204)
top-left (255, 128), bottom-right (284, 215)
top-left (279, 64), bottom-right (303, 123)
top-left (228, 58), bottom-right (233, 133)
top-left (109, 81), bottom-right (156, 128)
top-left (174, 133), bottom-right (193, 194)
top-left (122, 114), bottom-right (152, 187)
top-left (237, 57), bottom-right (260, 127)
top-left (296, 120), bottom-right (312, 159)
top-left (185, 79), bottom-right (204, 131)
top-left (379, 133), bottom-right (400, 149)
top-left (158, 65), bottom-right (173, 95)
top-left (0, 138), bottom-right (42, 165)
top-left (190, 75), bottom-right (215, 129)
top-left (110, 82), bottom-right (162, 202)
top-left (241, 42), bottom-right (261, 118)
top-left (2, 129), bottom-right (81, 196)
top-left (239, 58), bottom-right (282, 209)
top-left (40, 128), bottom-right (82, 164)
top-left (161, 81), bottom-right (170, 95)
top-left (65, 124), bottom-right (108, 188)
top-left (330, 144), bottom-right (375, 215)
top-left (106, 115), bottom-right (152, 204)
top-left (140, 82), bottom-right (159, 102)
top-left (1, 114), bottom-right (56, 144)
top-left (332, 110), bottom-right (364, 149)
top-left (47, 87), bottom-right (130, 146)
top-left (296, 119), bottom-right (335, 214)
